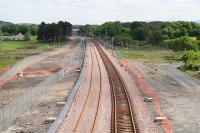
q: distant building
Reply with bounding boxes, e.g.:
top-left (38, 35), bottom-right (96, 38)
top-left (2, 33), bottom-right (25, 41)
top-left (14, 33), bottom-right (25, 41)
top-left (72, 29), bottom-right (80, 36)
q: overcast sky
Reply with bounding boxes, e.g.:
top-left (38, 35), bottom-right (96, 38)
top-left (0, 0), bottom-right (200, 24)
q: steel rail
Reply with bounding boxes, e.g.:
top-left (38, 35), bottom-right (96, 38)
top-left (94, 41), bottom-right (138, 133)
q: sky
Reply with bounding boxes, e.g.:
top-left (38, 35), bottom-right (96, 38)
top-left (0, 0), bottom-right (200, 25)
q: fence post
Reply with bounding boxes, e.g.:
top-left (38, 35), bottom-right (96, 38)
top-left (10, 103), bottom-right (11, 125)
top-left (22, 95), bottom-right (23, 113)
top-left (2, 108), bottom-right (4, 131)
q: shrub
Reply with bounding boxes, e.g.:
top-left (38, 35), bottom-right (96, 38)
top-left (165, 36), bottom-right (198, 51)
top-left (149, 31), bottom-right (164, 44)
top-left (114, 34), bottom-right (132, 46)
top-left (181, 50), bottom-right (200, 70)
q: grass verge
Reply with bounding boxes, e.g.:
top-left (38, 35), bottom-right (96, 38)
top-left (0, 40), bottom-right (68, 70)
top-left (119, 43), bottom-right (182, 63)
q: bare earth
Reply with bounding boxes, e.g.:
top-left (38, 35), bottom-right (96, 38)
top-left (131, 61), bottom-right (200, 133)
top-left (4, 72), bottom-right (78, 133)
top-left (0, 47), bottom-right (71, 108)
top-left (0, 39), bottom-right (83, 132)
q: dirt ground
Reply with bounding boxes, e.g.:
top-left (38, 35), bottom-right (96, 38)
top-left (0, 38), bottom-right (84, 132)
top-left (0, 47), bottom-right (71, 108)
top-left (131, 61), bottom-right (200, 133)
top-left (4, 72), bottom-right (79, 133)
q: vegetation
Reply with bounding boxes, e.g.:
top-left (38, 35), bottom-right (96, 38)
top-left (0, 20), bottom-right (73, 70)
top-left (164, 36), bottom-right (200, 51)
top-left (1, 41), bottom-right (35, 50)
top-left (80, 21), bottom-right (200, 72)
top-left (37, 21), bottom-right (72, 42)
top-left (0, 23), bottom-right (38, 36)
top-left (0, 39), bottom-right (60, 70)
top-left (181, 50), bottom-right (200, 71)
top-left (119, 42), bottom-right (181, 63)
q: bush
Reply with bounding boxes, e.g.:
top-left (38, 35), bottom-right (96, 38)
top-left (181, 50), bottom-right (200, 70)
top-left (149, 31), bottom-right (164, 44)
top-left (165, 36), bottom-right (198, 51)
top-left (24, 33), bottom-right (31, 41)
top-left (114, 34), bottom-right (132, 46)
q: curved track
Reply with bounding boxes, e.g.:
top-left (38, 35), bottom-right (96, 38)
top-left (57, 40), bottom-right (138, 133)
top-left (95, 41), bottom-right (137, 133)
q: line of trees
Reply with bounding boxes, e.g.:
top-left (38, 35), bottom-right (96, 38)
top-left (80, 21), bottom-right (200, 47)
top-left (0, 24), bottom-right (38, 36)
top-left (80, 21), bottom-right (200, 71)
top-left (37, 21), bottom-right (72, 42)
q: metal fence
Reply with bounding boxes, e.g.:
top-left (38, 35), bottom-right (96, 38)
top-left (96, 39), bottom-right (122, 60)
top-left (0, 40), bottom-right (85, 132)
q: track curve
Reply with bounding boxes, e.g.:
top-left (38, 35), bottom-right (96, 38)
top-left (94, 41), bottom-right (138, 133)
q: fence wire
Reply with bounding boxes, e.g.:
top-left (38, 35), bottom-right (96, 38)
top-left (96, 39), bottom-right (122, 60)
top-left (0, 41), bottom-right (85, 132)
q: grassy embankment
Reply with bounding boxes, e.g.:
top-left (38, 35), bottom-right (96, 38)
top-left (119, 42), bottom-right (182, 64)
top-left (118, 40), bottom-right (199, 76)
top-left (0, 38), bottom-right (65, 70)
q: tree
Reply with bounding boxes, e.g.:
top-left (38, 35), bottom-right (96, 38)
top-left (166, 36), bottom-right (198, 51)
top-left (25, 32), bottom-right (31, 41)
top-left (0, 30), bottom-right (2, 42)
top-left (0, 30), bottom-right (3, 51)
top-left (149, 31), bottom-right (164, 44)
top-left (132, 27), bottom-right (149, 43)
top-left (30, 25), bottom-right (38, 36)
top-left (114, 34), bottom-right (132, 46)
top-left (16, 25), bottom-right (30, 34)
top-left (0, 24), bottom-right (38, 36)
top-left (37, 22), bottom-right (46, 41)
top-left (130, 22), bottom-right (144, 31)
top-left (1, 24), bottom-right (16, 35)
top-left (37, 21), bottom-right (72, 42)
top-left (101, 21), bottom-right (123, 37)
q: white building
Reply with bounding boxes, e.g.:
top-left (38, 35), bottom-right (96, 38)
top-left (14, 33), bottom-right (25, 41)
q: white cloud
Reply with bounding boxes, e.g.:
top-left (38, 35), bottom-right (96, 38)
top-left (0, 0), bottom-right (200, 24)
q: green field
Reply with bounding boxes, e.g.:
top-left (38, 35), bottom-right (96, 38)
top-left (119, 43), bottom-right (182, 63)
top-left (0, 59), bottom-right (18, 69)
top-left (1, 41), bottom-right (34, 50)
top-left (0, 40), bottom-right (64, 70)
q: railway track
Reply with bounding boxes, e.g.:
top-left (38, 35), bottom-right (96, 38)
top-left (57, 40), bottom-right (139, 133)
top-left (95, 41), bottom-right (138, 133)
top-left (73, 43), bottom-right (102, 132)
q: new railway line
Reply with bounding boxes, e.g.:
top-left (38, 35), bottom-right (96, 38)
top-left (57, 40), bottom-right (139, 133)
top-left (95, 41), bottom-right (138, 133)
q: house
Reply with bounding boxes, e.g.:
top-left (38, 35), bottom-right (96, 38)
top-left (1, 33), bottom-right (25, 41)
top-left (14, 33), bottom-right (25, 41)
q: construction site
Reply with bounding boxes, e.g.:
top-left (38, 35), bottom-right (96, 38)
top-left (1, 32), bottom-right (200, 133)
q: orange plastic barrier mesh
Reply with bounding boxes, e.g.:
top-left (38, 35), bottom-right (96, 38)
top-left (0, 46), bottom-right (72, 90)
top-left (119, 59), bottom-right (173, 133)
top-left (0, 66), bottom-right (10, 73)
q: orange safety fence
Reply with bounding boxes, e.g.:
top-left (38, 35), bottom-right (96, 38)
top-left (0, 67), bottom-right (61, 90)
top-left (0, 65), bottom-right (11, 73)
top-left (119, 59), bottom-right (173, 133)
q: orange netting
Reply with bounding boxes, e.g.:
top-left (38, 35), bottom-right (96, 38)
top-left (0, 46), bottom-right (72, 90)
top-left (0, 66), bottom-right (11, 73)
top-left (119, 59), bottom-right (173, 133)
